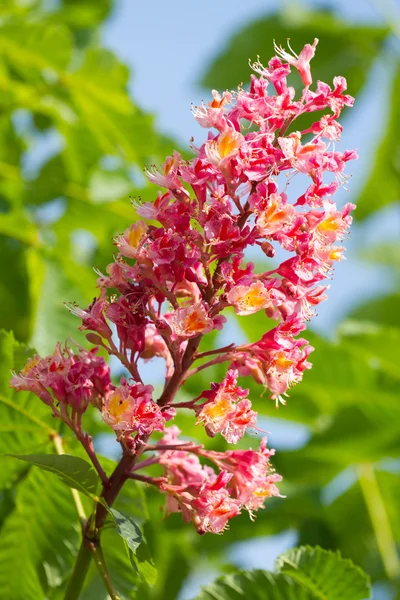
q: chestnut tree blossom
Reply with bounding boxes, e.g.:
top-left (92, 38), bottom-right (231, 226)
top-left (11, 38), bottom-right (356, 536)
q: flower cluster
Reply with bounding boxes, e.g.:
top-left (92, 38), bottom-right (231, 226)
top-left (11, 39), bottom-right (356, 533)
top-left (154, 426), bottom-right (281, 534)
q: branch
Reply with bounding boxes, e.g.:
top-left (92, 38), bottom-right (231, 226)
top-left (76, 431), bottom-right (109, 487)
top-left (127, 473), bottom-right (166, 486)
top-left (186, 354), bottom-right (231, 378)
top-left (63, 539), bottom-right (92, 600)
top-left (88, 539), bottom-right (121, 600)
top-left (195, 343), bottom-right (236, 360)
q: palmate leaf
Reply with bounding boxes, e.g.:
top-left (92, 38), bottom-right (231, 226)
top-left (0, 467), bottom-right (80, 600)
top-left (195, 546), bottom-right (370, 600)
top-left (276, 546), bottom-right (370, 599)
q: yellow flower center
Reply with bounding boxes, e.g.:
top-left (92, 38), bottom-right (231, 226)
top-left (128, 222), bottom-right (147, 248)
top-left (329, 248), bottom-right (342, 261)
top-left (243, 288), bottom-right (268, 308)
top-left (318, 217), bottom-right (339, 232)
top-left (107, 393), bottom-right (130, 421)
top-left (202, 396), bottom-right (231, 420)
top-left (163, 156), bottom-right (174, 175)
top-left (21, 356), bottom-right (39, 375)
top-left (275, 354), bottom-right (293, 369)
top-left (218, 132), bottom-right (240, 158)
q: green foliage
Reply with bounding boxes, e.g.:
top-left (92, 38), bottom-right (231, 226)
top-left (111, 508), bottom-right (157, 586)
top-left (195, 546), bottom-right (370, 600)
top-left (0, 467), bottom-right (80, 600)
top-left (5, 453), bottom-right (100, 498)
top-left (356, 71), bottom-right (400, 220)
top-left (0, 0), bottom-right (175, 349)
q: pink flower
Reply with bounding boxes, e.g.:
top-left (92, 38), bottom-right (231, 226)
top-left (227, 281), bottom-right (272, 316)
top-left (169, 302), bottom-right (214, 338)
top-left (196, 370), bottom-right (257, 443)
top-left (68, 296), bottom-right (112, 340)
top-left (204, 438), bottom-right (282, 511)
top-left (144, 151), bottom-right (182, 189)
top-left (102, 379), bottom-right (163, 434)
top-left (255, 192), bottom-right (296, 237)
top-left (204, 130), bottom-right (243, 168)
top-left (114, 221), bottom-right (148, 259)
top-left (274, 38), bottom-right (318, 87)
top-left (192, 90), bottom-right (233, 132)
top-left (10, 344), bottom-right (111, 413)
top-left (191, 472), bottom-right (241, 534)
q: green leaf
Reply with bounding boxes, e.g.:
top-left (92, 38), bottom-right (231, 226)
top-left (355, 69), bottom-right (400, 220)
top-left (110, 507), bottom-right (143, 553)
top-left (0, 22), bottom-right (73, 75)
top-left (195, 570), bottom-right (306, 600)
top-left (5, 453), bottom-right (100, 498)
top-left (195, 546), bottom-right (371, 599)
top-left (0, 467), bottom-right (80, 599)
top-left (29, 254), bottom-right (89, 354)
top-left (346, 294), bottom-right (400, 329)
top-left (110, 508), bottom-right (157, 586)
top-left (276, 546), bottom-right (371, 599)
top-left (361, 243), bottom-right (400, 270)
top-left (339, 322), bottom-right (400, 381)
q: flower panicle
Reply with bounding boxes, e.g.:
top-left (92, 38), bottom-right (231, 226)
top-left (11, 38), bottom-right (356, 534)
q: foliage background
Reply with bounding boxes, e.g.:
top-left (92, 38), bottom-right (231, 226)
top-left (0, 0), bottom-right (399, 598)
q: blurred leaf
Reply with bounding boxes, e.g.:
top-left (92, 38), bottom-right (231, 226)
top-left (339, 322), bottom-right (400, 380)
top-left (6, 453), bottom-right (100, 498)
top-left (346, 294), bottom-right (400, 329)
top-left (202, 9), bottom-right (388, 103)
top-left (356, 69), bottom-right (400, 220)
top-left (30, 254), bottom-right (89, 354)
top-left (361, 243), bottom-right (400, 270)
top-left (325, 470), bottom-right (400, 579)
top-left (0, 467), bottom-right (80, 599)
top-left (0, 236), bottom-right (33, 341)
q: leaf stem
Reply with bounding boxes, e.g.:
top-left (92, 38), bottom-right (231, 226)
top-left (89, 539), bottom-right (121, 600)
top-left (63, 540), bottom-right (92, 600)
top-left (358, 463), bottom-right (400, 580)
